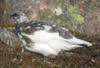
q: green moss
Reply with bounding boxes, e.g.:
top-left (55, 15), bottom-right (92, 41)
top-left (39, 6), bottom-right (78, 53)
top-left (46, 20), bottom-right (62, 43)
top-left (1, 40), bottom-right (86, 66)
top-left (67, 5), bottom-right (84, 24)
top-left (40, 9), bottom-right (55, 22)
top-left (40, 9), bottom-right (63, 25)
top-left (71, 14), bottom-right (84, 24)
top-left (89, 2), bottom-right (95, 6)
top-left (67, 63), bottom-right (71, 68)
top-left (56, 0), bottom-right (62, 8)
top-left (56, 19), bottom-right (61, 24)
top-left (56, 0), bottom-right (66, 8)
top-left (40, 1), bottom-right (85, 27)
top-left (0, 23), bottom-right (15, 28)
top-left (4, 10), bottom-right (7, 15)
top-left (40, 9), bottom-right (70, 26)
top-left (67, 5), bottom-right (78, 14)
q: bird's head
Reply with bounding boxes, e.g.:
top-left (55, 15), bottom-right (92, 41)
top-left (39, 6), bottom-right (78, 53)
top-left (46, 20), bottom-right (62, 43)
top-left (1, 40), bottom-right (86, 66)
top-left (11, 11), bottom-right (29, 24)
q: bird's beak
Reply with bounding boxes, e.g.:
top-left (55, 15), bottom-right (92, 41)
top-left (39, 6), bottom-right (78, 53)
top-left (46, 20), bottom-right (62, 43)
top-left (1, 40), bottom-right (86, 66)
top-left (10, 13), bottom-right (14, 18)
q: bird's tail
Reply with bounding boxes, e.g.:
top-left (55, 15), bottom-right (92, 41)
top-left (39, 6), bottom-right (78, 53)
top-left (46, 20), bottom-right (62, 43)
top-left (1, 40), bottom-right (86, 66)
top-left (66, 37), bottom-right (92, 47)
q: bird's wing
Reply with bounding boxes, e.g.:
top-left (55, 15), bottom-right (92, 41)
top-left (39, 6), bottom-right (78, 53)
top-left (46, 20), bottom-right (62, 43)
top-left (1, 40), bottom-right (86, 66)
top-left (15, 20), bottom-right (45, 34)
top-left (48, 24), bottom-right (74, 39)
top-left (15, 20), bottom-right (74, 43)
top-left (15, 20), bottom-right (46, 44)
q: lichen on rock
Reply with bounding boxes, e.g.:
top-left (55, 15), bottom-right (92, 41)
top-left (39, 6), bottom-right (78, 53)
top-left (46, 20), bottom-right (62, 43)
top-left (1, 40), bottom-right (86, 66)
top-left (0, 28), bottom-right (22, 47)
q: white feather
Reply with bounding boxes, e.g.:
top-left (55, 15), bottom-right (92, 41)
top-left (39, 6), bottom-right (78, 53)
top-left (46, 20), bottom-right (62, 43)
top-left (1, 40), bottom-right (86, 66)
top-left (43, 25), bottom-right (52, 31)
top-left (65, 37), bottom-right (92, 46)
top-left (22, 30), bottom-right (82, 56)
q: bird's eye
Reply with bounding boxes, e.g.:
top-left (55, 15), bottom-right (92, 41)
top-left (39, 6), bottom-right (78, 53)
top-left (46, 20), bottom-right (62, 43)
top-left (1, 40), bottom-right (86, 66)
top-left (11, 13), bottom-right (19, 17)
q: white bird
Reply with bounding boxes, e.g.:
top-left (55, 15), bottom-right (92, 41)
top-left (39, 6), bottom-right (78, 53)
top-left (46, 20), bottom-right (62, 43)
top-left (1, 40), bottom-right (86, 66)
top-left (11, 12), bottom-right (92, 56)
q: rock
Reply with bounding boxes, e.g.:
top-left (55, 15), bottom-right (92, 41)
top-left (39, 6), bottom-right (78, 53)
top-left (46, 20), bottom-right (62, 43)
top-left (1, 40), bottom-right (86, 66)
top-left (54, 8), bottom-right (63, 16)
top-left (7, 0), bottom-right (40, 20)
top-left (0, 28), bottom-right (22, 47)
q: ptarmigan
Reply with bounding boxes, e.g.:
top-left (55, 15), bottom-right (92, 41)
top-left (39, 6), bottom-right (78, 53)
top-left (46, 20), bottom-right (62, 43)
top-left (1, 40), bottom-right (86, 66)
top-left (11, 12), bottom-right (92, 56)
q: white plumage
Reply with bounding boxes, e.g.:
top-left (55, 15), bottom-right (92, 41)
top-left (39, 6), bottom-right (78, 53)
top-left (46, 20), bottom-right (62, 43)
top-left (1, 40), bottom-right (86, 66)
top-left (22, 30), bottom-right (92, 56)
top-left (11, 12), bottom-right (92, 56)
